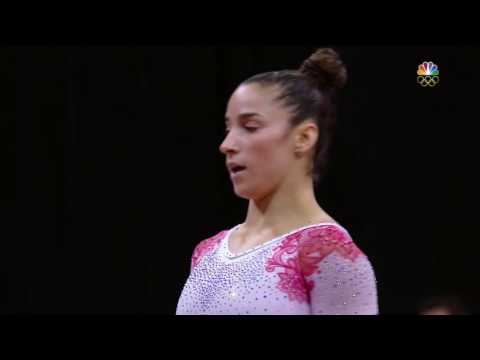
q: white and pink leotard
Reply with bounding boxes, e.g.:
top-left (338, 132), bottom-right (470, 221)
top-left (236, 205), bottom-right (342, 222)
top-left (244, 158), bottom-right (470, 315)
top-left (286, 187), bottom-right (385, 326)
top-left (176, 223), bottom-right (378, 315)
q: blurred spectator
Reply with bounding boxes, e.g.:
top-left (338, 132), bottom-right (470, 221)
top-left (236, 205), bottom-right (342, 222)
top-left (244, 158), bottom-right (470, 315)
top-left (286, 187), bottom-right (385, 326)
top-left (418, 295), bottom-right (469, 315)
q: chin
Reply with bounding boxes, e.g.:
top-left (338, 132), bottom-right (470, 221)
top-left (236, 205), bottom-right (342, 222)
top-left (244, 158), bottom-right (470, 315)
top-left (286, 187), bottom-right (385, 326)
top-left (233, 187), bottom-right (254, 200)
top-left (233, 184), bottom-right (271, 202)
top-left (232, 182), bottom-right (256, 199)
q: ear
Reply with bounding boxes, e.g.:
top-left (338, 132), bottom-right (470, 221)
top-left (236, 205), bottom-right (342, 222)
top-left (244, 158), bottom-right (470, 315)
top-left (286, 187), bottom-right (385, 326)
top-left (294, 121), bottom-right (318, 156)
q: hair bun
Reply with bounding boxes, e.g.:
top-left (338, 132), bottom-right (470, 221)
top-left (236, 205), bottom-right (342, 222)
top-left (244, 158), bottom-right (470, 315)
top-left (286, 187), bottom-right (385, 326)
top-left (300, 48), bottom-right (348, 91)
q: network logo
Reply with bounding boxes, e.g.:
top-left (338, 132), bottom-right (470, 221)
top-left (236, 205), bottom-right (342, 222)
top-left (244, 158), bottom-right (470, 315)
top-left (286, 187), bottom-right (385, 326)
top-left (417, 61), bottom-right (440, 87)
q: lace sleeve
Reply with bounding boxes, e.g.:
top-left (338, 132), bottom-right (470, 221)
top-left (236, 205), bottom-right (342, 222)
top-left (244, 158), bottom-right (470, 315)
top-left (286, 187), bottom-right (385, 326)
top-left (298, 226), bottom-right (379, 315)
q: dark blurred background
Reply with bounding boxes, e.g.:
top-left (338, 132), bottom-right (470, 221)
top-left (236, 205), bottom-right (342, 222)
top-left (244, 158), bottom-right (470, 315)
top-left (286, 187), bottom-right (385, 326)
top-left (6, 46), bottom-right (480, 314)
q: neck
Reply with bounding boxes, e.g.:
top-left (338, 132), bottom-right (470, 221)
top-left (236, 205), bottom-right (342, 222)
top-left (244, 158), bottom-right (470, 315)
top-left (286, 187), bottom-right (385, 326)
top-left (243, 176), bottom-right (331, 235)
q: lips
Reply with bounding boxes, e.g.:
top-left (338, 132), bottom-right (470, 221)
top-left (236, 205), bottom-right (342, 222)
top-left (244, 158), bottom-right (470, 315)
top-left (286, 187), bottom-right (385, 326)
top-left (227, 162), bottom-right (247, 175)
top-left (231, 165), bottom-right (247, 174)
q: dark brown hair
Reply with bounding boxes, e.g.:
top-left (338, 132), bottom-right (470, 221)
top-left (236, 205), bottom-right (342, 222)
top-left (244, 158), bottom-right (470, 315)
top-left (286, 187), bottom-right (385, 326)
top-left (241, 48), bottom-right (348, 184)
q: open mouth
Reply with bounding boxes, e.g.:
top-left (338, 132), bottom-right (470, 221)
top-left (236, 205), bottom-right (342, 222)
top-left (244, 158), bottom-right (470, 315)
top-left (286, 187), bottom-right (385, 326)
top-left (231, 165), bottom-right (247, 174)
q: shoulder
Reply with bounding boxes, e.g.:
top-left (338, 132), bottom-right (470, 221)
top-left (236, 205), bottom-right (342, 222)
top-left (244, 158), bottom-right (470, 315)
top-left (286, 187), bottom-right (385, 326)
top-left (194, 229), bottom-right (229, 252)
top-left (294, 224), bottom-right (378, 313)
top-left (190, 229), bottom-right (229, 269)
top-left (296, 224), bottom-right (369, 275)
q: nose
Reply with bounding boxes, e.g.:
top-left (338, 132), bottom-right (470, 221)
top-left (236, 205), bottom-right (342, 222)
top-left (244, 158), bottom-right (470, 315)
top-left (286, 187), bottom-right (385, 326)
top-left (219, 131), bottom-right (238, 155)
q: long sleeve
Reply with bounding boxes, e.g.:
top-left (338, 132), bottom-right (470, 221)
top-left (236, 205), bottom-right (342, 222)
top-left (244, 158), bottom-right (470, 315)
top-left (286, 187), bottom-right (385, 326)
top-left (304, 252), bottom-right (378, 315)
top-left (298, 226), bottom-right (378, 315)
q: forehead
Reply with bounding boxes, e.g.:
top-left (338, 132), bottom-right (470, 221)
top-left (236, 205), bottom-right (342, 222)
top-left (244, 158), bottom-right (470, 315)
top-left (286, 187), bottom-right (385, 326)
top-left (226, 83), bottom-right (284, 120)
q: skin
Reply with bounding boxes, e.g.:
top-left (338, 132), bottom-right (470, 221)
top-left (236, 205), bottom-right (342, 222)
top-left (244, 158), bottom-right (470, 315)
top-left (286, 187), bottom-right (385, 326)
top-left (219, 83), bottom-right (337, 255)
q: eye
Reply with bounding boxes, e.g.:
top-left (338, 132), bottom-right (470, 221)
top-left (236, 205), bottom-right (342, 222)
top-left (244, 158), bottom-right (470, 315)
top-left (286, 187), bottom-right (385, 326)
top-left (244, 126), bottom-right (258, 133)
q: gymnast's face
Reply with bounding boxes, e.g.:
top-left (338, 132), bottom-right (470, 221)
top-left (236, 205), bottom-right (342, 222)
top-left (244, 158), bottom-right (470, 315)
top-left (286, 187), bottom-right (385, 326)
top-left (220, 83), bottom-right (297, 200)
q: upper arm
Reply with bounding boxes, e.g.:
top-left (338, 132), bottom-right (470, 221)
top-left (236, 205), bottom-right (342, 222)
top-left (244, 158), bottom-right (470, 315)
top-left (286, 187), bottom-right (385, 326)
top-left (297, 226), bottom-right (378, 315)
top-left (303, 252), bottom-right (378, 315)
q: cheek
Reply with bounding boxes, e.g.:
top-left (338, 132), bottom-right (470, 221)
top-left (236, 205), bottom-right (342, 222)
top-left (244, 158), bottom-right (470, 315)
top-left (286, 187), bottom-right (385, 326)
top-left (249, 138), bottom-right (292, 174)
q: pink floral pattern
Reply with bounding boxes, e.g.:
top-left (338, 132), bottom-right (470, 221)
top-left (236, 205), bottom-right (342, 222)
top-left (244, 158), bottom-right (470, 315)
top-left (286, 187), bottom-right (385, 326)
top-left (191, 231), bottom-right (227, 270)
top-left (266, 225), bottom-right (364, 303)
top-left (266, 232), bottom-right (311, 303)
top-left (299, 226), bottom-right (363, 276)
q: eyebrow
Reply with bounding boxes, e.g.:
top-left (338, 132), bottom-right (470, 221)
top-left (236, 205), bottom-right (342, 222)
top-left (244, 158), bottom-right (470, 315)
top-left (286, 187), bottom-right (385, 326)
top-left (225, 112), bottom-right (264, 125)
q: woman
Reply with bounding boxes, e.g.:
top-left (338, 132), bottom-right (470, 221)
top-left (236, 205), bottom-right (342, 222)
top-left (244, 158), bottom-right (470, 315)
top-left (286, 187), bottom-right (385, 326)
top-left (176, 48), bottom-right (378, 315)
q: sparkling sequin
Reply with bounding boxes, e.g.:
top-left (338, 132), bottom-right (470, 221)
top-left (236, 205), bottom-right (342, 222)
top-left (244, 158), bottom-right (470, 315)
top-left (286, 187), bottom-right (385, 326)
top-left (176, 223), bottom-right (378, 315)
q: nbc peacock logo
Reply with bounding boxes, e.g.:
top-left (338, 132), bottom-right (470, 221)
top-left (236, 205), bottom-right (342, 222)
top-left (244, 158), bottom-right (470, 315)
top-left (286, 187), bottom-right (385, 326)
top-left (417, 61), bottom-right (440, 87)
